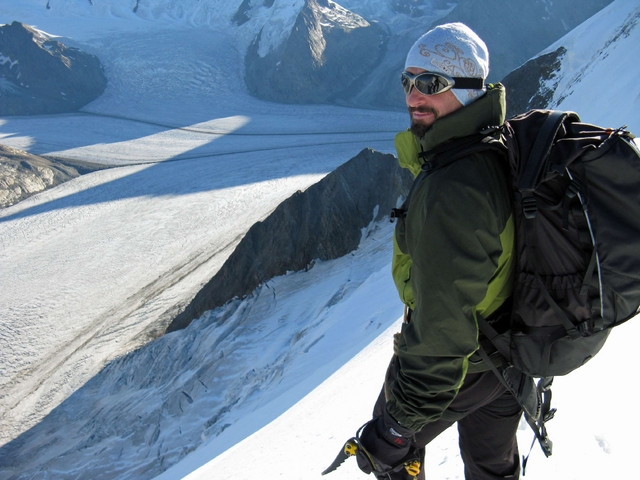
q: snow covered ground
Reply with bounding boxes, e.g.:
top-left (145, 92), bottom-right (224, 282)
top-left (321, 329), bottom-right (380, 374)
top-left (1, 0), bottom-right (639, 479)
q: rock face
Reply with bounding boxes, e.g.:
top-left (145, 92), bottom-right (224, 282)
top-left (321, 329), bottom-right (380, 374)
top-left (167, 147), bottom-right (413, 332)
top-left (244, 0), bottom-right (387, 104)
top-left (0, 22), bottom-right (107, 116)
top-left (502, 47), bottom-right (567, 118)
top-left (0, 145), bottom-right (80, 208)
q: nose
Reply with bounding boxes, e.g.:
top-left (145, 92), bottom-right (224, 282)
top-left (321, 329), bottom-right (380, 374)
top-left (406, 86), bottom-right (426, 107)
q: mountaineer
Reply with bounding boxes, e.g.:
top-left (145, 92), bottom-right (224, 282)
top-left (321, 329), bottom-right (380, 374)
top-left (360, 23), bottom-right (520, 480)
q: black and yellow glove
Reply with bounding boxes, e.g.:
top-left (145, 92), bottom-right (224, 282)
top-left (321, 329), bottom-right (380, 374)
top-left (356, 409), bottom-right (421, 479)
top-left (322, 409), bottom-right (421, 478)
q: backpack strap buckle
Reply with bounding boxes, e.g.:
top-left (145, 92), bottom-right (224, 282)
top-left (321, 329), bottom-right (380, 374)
top-left (390, 208), bottom-right (406, 223)
top-left (522, 196), bottom-right (538, 219)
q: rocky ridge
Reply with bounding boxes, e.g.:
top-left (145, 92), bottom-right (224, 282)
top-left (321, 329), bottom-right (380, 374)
top-left (167, 147), bottom-right (412, 332)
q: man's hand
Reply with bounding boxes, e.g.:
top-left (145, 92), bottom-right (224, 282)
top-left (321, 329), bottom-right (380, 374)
top-left (356, 408), bottom-right (419, 477)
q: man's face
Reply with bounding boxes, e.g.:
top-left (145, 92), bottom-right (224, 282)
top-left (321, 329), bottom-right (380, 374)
top-left (405, 67), bottom-right (463, 137)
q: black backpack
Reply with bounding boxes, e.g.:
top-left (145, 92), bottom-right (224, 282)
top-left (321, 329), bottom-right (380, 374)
top-left (393, 109), bottom-right (640, 461)
top-left (481, 110), bottom-right (640, 378)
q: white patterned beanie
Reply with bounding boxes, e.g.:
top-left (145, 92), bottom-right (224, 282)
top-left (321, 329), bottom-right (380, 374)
top-left (405, 22), bottom-right (489, 106)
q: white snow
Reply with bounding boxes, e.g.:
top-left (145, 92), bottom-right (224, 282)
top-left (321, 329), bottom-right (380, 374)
top-left (541, 0), bottom-right (640, 133)
top-left (0, 55), bottom-right (18, 68)
top-left (1, 0), bottom-right (639, 479)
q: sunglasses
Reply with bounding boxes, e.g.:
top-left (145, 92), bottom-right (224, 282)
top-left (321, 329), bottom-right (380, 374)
top-left (401, 71), bottom-right (484, 96)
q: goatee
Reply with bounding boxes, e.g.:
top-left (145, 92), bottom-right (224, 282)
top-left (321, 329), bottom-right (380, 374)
top-left (408, 106), bottom-right (437, 138)
top-left (410, 121), bottom-right (431, 138)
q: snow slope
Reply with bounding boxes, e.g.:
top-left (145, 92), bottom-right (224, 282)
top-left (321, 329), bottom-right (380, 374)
top-left (543, 0), bottom-right (640, 133)
top-left (1, 0), bottom-right (640, 479)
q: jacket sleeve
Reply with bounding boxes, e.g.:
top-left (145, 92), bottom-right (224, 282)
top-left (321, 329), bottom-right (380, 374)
top-left (387, 153), bottom-right (512, 431)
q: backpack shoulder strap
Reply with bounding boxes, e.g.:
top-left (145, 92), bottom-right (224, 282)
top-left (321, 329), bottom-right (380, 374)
top-left (514, 110), bottom-right (580, 191)
top-left (419, 130), bottom-right (506, 173)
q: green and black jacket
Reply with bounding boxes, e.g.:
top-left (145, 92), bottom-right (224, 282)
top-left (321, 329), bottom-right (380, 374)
top-left (388, 84), bottom-right (515, 432)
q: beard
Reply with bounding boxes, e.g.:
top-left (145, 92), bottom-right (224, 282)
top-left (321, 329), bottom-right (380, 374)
top-left (408, 106), bottom-right (438, 137)
top-left (410, 121), bottom-right (431, 138)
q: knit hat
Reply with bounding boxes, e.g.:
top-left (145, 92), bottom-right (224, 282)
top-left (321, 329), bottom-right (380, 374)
top-left (405, 22), bottom-right (489, 106)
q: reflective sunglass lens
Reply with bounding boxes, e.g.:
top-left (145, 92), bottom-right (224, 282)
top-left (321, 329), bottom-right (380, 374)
top-left (401, 74), bottom-right (412, 94)
top-left (401, 72), bottom-right (451, 96)
top-left (416, 75), bottom-right (446, 95)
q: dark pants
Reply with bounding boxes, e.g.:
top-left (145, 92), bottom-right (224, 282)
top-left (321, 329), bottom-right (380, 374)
top-left (373, 356), bottom-right (522, 480)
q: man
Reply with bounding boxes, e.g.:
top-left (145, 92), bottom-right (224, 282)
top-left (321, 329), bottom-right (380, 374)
top-left (358, 23), bottom-right (521, 479)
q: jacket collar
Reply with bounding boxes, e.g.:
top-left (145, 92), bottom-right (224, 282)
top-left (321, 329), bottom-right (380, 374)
top-left (395, 83), bottom-right (506, 175)
top-left (418, 83), bottom-right (506, 151)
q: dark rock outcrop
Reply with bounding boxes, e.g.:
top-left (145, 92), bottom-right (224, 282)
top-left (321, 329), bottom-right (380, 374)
top-left (502, 47), bottom-right (566, 118)
top-left (244, 0), bottom-right (387, 105)
top-left (0, 22), bottom-right (107, 116)
top-left (167, 148), bottom-right (412, 332)
top-left (232, 0), bottom-right (253, 26)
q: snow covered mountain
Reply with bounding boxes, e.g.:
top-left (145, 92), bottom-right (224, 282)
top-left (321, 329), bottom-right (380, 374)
top-left (1, 0), bottom-right (639, 479)
top-left (503, 1), bottom-right (640, 122)
top-left (2, 0), bottom-right (615, 111)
